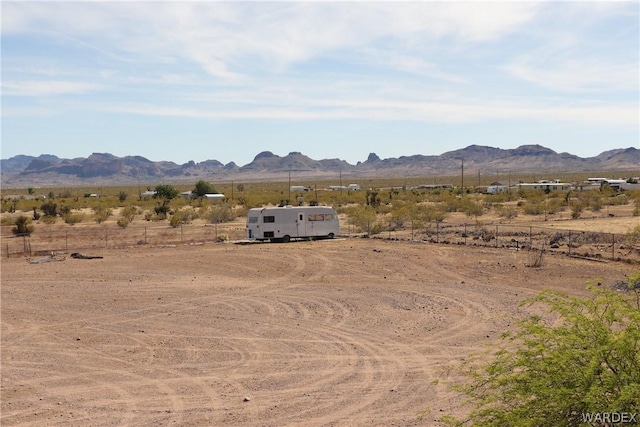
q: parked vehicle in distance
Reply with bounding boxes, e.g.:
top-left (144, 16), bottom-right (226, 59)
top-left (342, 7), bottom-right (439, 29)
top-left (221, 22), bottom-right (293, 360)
top-left (246, 206), bottom-right (339, 243)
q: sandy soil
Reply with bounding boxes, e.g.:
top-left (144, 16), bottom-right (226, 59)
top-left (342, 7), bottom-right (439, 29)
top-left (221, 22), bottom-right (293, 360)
top-left (1, 238), bottom-right (636, 426)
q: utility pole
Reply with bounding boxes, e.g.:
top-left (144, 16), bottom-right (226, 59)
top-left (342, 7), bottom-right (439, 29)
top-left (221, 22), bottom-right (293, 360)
top-left (461, 158), bottom-right (464, 192)
top-left (288, 170), bottom-right (291, 203)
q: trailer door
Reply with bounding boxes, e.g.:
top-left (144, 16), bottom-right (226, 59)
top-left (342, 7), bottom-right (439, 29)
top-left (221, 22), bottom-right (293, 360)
top-left (297, 212), bottom-right (305, 237)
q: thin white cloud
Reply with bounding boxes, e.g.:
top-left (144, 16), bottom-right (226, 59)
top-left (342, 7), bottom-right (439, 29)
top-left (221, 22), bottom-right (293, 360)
top-left (505, 59), bottom-right (639, 93)
top-left (2, 80), bottom-right (104, 97)
top-left (104, 97), bottom-right (637, 127)
top-left (2, 2), bottom-right (540, 79)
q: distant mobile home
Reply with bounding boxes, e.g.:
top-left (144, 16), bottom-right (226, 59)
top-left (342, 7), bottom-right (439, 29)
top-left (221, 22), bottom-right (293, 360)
top-left (246, 206), bottom-right (339, 243)
top-left (327, 184), bottom-right (361, 191)
top-left (518, 180), bottom-right (572, 192)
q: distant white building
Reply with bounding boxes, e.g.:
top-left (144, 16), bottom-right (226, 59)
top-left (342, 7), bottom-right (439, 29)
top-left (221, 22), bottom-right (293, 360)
top-left (327, 184), bottom-right (361, 191)
top-left (486, 182), bottom-right (510, 194)
top-left (518, 180), bottom-right (572, 192)
top-left (204, 193), bottom-right (225, 200)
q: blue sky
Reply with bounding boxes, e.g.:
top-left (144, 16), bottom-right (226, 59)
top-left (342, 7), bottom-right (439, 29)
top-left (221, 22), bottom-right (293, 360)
top-left (2, 1), bottom-right (638, 166)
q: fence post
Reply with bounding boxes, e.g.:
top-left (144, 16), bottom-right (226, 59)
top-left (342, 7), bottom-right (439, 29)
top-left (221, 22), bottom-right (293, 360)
top-left (145, 227), bottom-right (147, 245)
top-left (411, 220), bottom-right (414, 241)
top-left (568, 230), bottom-right (571, 256)
top-left (464, 223), bottom-right (467, 245)
top-left (529, 226), bottom-right (532, 249)
top-left (612, 233), bottom-right (615, 260)
top-left (181, 223), bottom-right (183, 242)
top-left (105, 229), bottom-right (108, 248)
top-left (495, 225), bottom-right (499, 248)
top-left (66, 231), bottom-right (68, 251)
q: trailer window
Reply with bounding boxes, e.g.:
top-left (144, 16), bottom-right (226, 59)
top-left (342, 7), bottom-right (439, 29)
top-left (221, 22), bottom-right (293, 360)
top-left (248, 217), bottom-right (258, 223)
top-left (324, 214), bottom-right (335, 221)
top-left (308, 214), bottom-right (324, 221)
top-left (263, 216), bottom-right (275, 223)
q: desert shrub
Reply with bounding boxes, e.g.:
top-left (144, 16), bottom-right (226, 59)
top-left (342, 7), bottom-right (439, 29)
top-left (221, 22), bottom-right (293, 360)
top-left (604, 193), bottom-right (628, 206)
top-left (59, 205), bottom-right (71, 217)
top-left (442, 287), bottom-right (640, 426)
top-left (118, 191), bottom-right (128, 202)
top-left (494, 204), bottom-right (518, 220)
top-left (633, 197), bottom-right (640, 216)
top-left (626, 271), bottom-right (640, 290)
top-left (344, 205), bottom-right (380, 235)
top-left (625, 225), bottom-right (640, 250)
top-left (12, 215), bottom-right (34, 235)
top-left (120, 205), bottom-right (138, 223)
top-left (545, 198), bottom-right (566, 214)
top-left (388, 201), bottom-right (413, 229)
top-left (40, 215), bottom-right (57, 224)
top-left (169, 213), bottom-right (184, 228)
top-left (154, 204), bottom-right (170, 219)
top-left (208, 203), bottom-right (236, 224)
top-left (40, 200), bottom-right (58, 217)
top-left (522, 201), bottom-right (544, 215)
top-left (570, 202), bottom-right (584, 219)
top-left (484, 193), bottom-right (510, 204)
top-left (178, 207), bottom-right (199, 222)
top-left (462, 200), bottom-right (484, 218)
top-left (63, 213), bottom-right (85, 225)
top-left (116, 217), bottom-right (129, 228)
top-left (93, 207), bottom-right (112, 224)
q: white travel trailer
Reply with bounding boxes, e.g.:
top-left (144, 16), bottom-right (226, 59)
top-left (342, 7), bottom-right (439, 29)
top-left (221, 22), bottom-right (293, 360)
top-left (246, 206), bottom-right (339, 243)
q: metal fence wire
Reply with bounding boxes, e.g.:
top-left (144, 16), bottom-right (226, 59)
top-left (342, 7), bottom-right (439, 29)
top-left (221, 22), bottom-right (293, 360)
top-left (1, 223), bottom-right (247, 257)
top-left (2, 222), bottom-right (638, 264)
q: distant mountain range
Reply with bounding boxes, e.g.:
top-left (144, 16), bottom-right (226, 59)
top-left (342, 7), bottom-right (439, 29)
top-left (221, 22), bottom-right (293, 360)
top-left (1, 144), bottom-right (638, 187)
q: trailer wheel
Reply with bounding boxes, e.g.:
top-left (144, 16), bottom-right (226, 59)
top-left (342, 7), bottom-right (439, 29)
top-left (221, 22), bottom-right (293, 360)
top-left (327, 233), bottom-right (335, 239)
top-left (282, 235), bottom-right (291, 243)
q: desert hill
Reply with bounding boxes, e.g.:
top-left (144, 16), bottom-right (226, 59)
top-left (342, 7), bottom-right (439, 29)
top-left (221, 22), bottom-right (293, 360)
top-left (2, 144), bottom-right (638, 187)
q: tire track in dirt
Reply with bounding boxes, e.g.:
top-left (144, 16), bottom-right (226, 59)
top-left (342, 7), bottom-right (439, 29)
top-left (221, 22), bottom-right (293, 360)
top-left (23, 249), bottom-right (315, 424)
top-left (7, 240), bottom-right (612, 425)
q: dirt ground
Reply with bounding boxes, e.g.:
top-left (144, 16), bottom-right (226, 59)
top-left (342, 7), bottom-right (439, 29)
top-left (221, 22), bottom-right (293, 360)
top-left (1, 236), bottom-right (636, 426)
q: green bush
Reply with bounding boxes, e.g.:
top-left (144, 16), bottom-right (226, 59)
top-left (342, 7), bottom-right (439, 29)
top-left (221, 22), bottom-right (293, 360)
top-left (12, 215), bottom-right (34, 235)
top-left (208, 203), bottom-right (236, 224)
top-left (120, 205), bottom-right (138, 223)
top-left (442, 287), bottom-right (640, 427)
top-left (63, 213), bottom-right (85, 225)
top-left (93, 207), bottom-right (112, 224)
top-left (40, 200), bottom-right (58, 217)
top-left (40, 215), bottom-right (57, 224)
top-left (169, 213), bottom-right (184, 228)
top-left (116, 217), bottom-right (129, 228)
